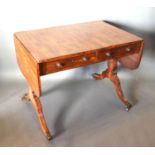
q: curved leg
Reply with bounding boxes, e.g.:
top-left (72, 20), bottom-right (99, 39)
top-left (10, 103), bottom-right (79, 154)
top-left (92, 59), bottom-right (132, 111)
top-left (22, 88), bottom-right (53, 140)
top-left (109, 72), bottom-right (132, 111)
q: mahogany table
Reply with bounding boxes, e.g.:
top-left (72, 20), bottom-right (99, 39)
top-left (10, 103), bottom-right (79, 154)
top-left (14, 21), bottom-right (144, 140)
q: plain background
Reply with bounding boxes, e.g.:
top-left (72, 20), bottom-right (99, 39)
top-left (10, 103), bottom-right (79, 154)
top-left (0, 0), bottom-right (155, 146)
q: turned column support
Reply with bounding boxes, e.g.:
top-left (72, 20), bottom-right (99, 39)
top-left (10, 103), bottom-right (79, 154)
top-left (92, 59), bottom-right (132, 111)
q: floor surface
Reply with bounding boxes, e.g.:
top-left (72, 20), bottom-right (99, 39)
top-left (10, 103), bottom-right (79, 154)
top-left (0, 56), bottom-right (155, 146)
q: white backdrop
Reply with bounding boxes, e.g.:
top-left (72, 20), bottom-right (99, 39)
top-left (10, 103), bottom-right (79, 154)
top-left (0, 0), bottom-right (154, 79)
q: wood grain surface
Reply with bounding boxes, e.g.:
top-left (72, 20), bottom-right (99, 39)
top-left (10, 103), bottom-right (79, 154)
top-left (39, 42), bottom-right (141, 75)
top-left (14, 21), bottom-right (143, 63)
top-left (14, 20), bottom-right (144, 95)
top-left (14, 37), bottom-right (41, 97)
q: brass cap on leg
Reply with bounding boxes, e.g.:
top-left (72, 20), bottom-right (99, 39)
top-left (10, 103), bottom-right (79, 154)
top-left (46, 132), bottom-right (53, 141)
top-left (125, 103), bottom-right (132, 112)
top-left (92, 73), bottom-right (102, 80)
top-left (22, 93), bottom-right (30, 102)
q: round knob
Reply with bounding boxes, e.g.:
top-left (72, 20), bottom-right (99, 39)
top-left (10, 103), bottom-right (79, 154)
top-left (56, 62), bottom-right (64, 67)
top-left (126, 47), bottom-right (131, 52)
top-left (82, 57), bottom-right (88, 62)
top-left (105, 52), bottom-right (111, 57)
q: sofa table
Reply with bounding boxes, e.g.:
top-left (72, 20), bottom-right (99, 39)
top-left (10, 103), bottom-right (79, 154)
top-left (14, 21), bottom-right (144, 140)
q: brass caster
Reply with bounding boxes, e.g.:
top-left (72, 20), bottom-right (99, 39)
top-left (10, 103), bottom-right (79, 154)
top-left (92, 73), bottom-right (102, 80)
top-left (125, 103), bottom-right (132, 112)
top-left (22, 93), bottom-right (30, 102)
top-left (46, 132), bottom-right (53, 141)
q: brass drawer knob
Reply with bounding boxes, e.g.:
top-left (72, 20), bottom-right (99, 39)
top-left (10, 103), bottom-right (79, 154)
top-left (56, 62), bottom-right (64, 67)
top-left (82, 57), bottom-right (88, 62)
top-left (105, 52), bottom-right (111, 57)
top-left (126, 47), bottom-right (131, 52)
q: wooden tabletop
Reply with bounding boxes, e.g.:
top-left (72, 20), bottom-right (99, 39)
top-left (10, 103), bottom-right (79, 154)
top-left (14, 21), bottom-right (143, 63)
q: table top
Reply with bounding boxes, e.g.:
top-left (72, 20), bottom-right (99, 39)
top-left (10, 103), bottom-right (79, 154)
top-left (14, 21), bottom-right (143, 63)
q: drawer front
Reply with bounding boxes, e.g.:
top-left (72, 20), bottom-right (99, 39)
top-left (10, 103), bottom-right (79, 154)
top-left (40, 52), bottom-right (97, 75)
top-left (40, 43), bottom-right (140, 75)
top-left (97, 43), bottom-right (139, 61)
